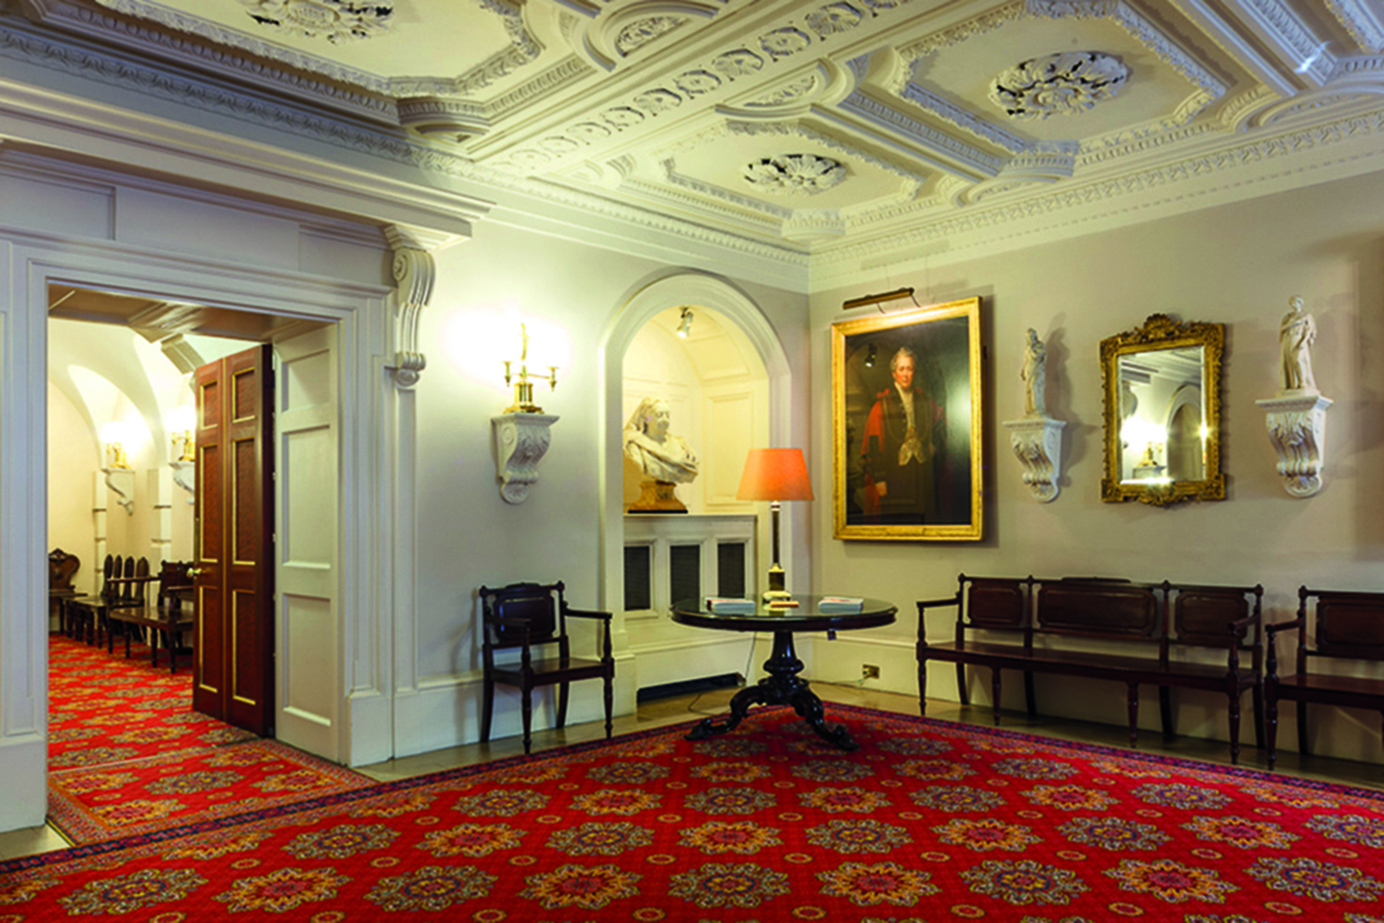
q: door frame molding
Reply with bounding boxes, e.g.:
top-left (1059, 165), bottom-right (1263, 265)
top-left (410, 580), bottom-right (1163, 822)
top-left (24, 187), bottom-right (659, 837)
top-left (0, 222), bottom-right (393, 830)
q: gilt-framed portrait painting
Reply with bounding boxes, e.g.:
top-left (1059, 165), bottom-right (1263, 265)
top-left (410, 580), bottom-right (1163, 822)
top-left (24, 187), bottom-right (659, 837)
top-left (832, 297), bottom-right (983, 541)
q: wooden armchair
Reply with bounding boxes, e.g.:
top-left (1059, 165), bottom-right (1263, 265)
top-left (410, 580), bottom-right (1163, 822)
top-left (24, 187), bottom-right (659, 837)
top-left (1265, 586), bottom-right (1384, 770)
top-left (48, 548), bottom-right (80, 633)
top-left (478, 581), bottom-right (614, 755)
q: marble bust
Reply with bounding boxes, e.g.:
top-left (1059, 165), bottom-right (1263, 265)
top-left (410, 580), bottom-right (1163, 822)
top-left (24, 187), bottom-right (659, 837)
top-left (623, 398), bottom-right (698, 511)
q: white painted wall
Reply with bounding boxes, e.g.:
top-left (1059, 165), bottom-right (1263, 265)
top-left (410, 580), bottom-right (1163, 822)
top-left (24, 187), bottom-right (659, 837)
top-left (403, 221), bottom-right (808, 755)
top-left (47, 383), bottom-right (98, 595)
top-left (808, 168), bottom-right (1384, 764)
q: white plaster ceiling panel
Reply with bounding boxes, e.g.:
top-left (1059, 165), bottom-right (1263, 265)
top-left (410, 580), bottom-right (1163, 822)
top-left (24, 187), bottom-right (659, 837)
top-left (910, 16), bottom-right (1203, 143)
top-left (660, 121), bottom-right (924, 213)
top-left (86, 0), bottom-right (569, 99)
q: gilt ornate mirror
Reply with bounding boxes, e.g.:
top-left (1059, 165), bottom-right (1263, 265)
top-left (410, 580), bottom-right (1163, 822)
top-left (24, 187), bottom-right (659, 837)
top-left (1101, 314), bottom-right (1225, 506)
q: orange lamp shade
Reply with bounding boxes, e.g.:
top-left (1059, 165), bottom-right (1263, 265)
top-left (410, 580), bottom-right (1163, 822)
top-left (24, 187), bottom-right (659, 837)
top-left (736, 448), bottom-right (814, 502)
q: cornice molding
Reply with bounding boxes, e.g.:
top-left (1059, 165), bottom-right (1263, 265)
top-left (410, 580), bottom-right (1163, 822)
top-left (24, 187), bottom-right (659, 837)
top-left (1326, 0), bottom-right (1384, 54)
top-left (32, 0), bottom-right (395, 120)
top-left (815, 105), bottom-right (1384, 277)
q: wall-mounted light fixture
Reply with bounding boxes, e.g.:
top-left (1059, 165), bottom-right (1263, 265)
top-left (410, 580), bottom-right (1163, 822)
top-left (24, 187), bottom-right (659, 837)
top-left (503, 323), bottom-right (558, 413)
top-left (842, 287), bottom-right (917, 312)
top-left (676, 306), bottom-right (694, 338)
top-left (494, 322), bottom-right (559, 504)
top-left (99, 420), bottom-right (135, 514)
top-left (100, 421), bottom-right (132, 470)
top-left (166, 405), bottom-right (196, 462)
top-left (166, 405), bottom-right (196, 503)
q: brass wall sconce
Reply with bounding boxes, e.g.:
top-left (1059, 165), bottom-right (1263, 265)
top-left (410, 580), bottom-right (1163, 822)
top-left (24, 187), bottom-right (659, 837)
top-left (503, 323), bottom-right (558, 413)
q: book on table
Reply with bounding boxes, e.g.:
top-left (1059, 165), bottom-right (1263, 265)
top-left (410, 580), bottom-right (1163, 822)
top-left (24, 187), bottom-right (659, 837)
top-left (706, 597), bottom-right (756, 614)
top-left (817, 596), bottom-right (864, 613)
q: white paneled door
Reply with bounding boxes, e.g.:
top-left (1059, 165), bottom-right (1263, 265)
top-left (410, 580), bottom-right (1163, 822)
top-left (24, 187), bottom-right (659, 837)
top-left (273, 326), bottom-right (340, 760)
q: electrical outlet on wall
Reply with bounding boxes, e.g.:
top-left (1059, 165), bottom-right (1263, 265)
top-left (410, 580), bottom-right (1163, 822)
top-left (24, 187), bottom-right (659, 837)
top-left (862, 664), bottom-right (880, 680)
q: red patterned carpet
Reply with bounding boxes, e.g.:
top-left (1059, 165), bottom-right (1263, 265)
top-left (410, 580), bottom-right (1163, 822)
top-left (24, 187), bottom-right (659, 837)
top-left (48, 633), bottom-right (254, 766)
top-left (46, 634), bottom-right (372, 846)
top-left (7, 702), bottom-right (1384, 920)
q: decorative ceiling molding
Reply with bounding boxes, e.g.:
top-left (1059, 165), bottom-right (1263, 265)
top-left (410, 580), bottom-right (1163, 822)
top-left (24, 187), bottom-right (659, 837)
top-left (816, 105), bottom-right (1384, 277)
top-left (893, 0), bottom-right (1225, 126)
top-left (615, 15), bottom-right (686, 55)
top-left (742, 153), bottom-right (847, 194)
top-left (88, 0), bottom-right (393, 90)
top-left (837, 91), bottom-right (1007, 176)
top-left (900, 83), bottom-right (1027, 152)
top-left (498, 0), bottom-right (920, 172)
top-left (989, 51), bottom-right (1129, 119)
top-left (237, 0), bottom-right (393, 44)
top-left (1233, 0), bottom-right (1335, 86)
top-left (1326, 0), bottom-right (1384, 54)
top-left (33, 0), bottom-right (395, 119)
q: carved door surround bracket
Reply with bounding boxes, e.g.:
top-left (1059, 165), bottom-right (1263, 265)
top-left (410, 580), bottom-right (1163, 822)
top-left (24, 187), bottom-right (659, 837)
top-left (384, 225), bottom-right (467, 390)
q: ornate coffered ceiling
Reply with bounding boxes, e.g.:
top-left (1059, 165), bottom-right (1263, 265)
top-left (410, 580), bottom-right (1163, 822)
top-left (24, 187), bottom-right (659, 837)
top-left (10, 0), bottom-right (1384, 267)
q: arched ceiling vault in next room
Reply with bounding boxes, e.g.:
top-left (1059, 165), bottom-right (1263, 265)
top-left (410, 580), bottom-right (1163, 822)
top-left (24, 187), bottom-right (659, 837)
top-left (21, 0), bottom-right (1384, 273)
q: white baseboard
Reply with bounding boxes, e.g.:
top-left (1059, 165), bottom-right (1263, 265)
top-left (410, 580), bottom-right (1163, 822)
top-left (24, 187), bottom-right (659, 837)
top-left (0, 733), bottom-right (46, 832)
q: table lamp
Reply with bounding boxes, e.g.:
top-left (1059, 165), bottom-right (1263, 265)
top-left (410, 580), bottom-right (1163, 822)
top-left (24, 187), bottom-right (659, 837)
top-left (737, 448), bottom-right (813, 602)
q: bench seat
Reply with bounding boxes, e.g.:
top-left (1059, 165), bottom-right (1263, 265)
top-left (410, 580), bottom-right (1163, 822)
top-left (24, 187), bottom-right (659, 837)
top-left (919, 575), bottom-right (1264, 764)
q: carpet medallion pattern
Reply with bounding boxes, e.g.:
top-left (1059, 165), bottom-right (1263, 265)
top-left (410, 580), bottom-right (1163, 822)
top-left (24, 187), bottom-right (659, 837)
top-left (6, 704), bottom-right (1384, 921)
top-left (45, 634), bottom-right (372, 846)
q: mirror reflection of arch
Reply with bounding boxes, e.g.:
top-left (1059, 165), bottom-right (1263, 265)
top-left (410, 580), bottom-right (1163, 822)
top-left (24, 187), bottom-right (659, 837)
top-left (1117, 346), bottom-right (1204, 484)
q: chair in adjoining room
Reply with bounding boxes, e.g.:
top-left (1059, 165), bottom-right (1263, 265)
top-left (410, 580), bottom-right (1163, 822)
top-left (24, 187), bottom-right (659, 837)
top-left (478, 581), bottom-right (614, 755)
top-left (64, 554), bottom-right (120, 644)
top-left (48, 548), bottom-right (80, 634)
top-left (107, 560), bottom-right (196, 671)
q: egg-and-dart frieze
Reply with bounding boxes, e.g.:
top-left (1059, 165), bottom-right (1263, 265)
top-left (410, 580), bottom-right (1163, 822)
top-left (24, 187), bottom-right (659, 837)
top-left (505, 0), bottom-right (916, 171)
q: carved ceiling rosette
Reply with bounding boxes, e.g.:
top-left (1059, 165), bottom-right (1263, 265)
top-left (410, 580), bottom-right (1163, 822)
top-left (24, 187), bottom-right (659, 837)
top-left (743, 154), bottom-right (846, 195)
top-left (990, 51), bottom-right (1129, 119)
top-left (237, 0), bottom-right (393, 43)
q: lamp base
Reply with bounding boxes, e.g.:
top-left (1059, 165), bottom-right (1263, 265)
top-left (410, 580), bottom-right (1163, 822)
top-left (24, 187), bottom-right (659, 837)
top-left (761, 564), bottom-right (790, 602)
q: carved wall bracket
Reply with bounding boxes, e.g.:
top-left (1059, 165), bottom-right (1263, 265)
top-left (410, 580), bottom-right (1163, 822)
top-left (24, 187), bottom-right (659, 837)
top-left (102, 467), bottom-right (136, 514)
top-left (169, 460), bottom-right (196, 504)
top-left (1256, 392), bottom-right (1333, 498)
top-left (492, 412), bottom-right (558, 504)
top-left (1003, 417), bottom-right (1066, 502)
top-left (385, 229), bottom-right (438, 390)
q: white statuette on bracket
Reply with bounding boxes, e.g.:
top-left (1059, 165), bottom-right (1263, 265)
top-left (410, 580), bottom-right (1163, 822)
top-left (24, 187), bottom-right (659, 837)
top-left (492, 413), bottom-right (558, 504)
top-left (1004, 329), bottom-right (1065, 501)
top-left (1257, 296), bottom-right (1331, 498)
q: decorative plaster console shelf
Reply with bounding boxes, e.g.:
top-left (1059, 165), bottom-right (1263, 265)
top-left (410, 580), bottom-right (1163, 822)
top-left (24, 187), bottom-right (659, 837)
top-left (492, 412), bottom-right (557, 504)
top-left (169, 460), bottom-right (195, 504)
top-left (102, 466), bottom-right (135, 514)
top-left (1003, 417), bottom-right (1066, 502)
top-left (1256, 392), bottom-right (1332, 498)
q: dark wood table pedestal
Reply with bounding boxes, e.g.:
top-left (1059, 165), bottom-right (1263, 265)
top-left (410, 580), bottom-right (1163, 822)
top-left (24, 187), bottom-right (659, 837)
top-left (687, 630), bottom-right (861, 749)
top-left (672, 596), bottom-right (897, 752)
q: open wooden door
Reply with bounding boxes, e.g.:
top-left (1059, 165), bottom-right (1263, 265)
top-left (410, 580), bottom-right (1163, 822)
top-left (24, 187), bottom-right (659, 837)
top-left (193, 345), bottom-right (275, 736)
top-left (272, 326), bottom-right (339, 760)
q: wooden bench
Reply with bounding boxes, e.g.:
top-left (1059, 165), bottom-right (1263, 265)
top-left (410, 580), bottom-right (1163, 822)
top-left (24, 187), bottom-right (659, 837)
top-left (917, 575), bottom-right (1264, 763)
top-left (107, 561), bottom-right (196, 671)
top-left (1266, 586), bottom-right (1384, 770)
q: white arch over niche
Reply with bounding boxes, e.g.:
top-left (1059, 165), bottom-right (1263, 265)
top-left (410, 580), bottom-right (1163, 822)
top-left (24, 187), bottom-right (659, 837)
top-left (596, 272), bottom-right (798, 712)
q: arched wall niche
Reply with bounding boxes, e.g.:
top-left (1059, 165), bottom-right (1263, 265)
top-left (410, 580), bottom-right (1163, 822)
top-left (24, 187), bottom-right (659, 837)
top-left (598, 272), bottom-right (797, 708)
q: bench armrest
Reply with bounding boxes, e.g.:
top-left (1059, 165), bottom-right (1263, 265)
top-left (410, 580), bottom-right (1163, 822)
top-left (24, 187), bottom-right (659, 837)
top-left (916, 595), bottom-right (960, 610)
top-left (1264, 617), bottom-right (1304, 635)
